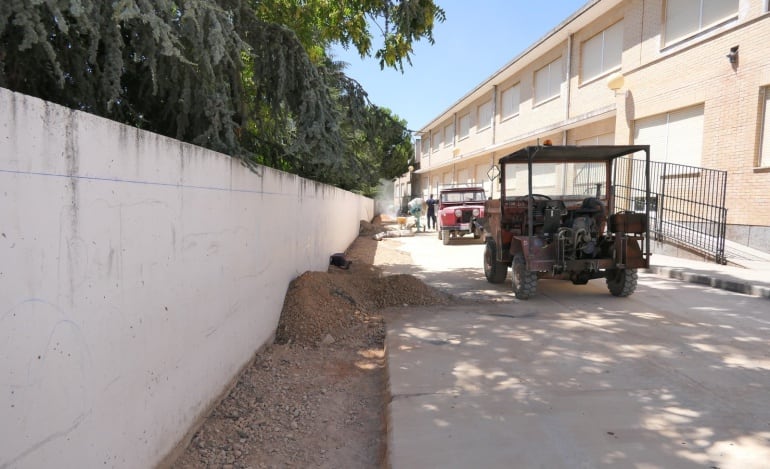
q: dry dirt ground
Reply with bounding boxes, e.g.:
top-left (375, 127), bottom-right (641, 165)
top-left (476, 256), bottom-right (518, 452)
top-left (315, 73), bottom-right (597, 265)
top-left (170, 217), bottom-right (452, 469)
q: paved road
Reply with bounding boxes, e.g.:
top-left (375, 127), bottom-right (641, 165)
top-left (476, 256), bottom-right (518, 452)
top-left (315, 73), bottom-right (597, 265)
top-left (380, 231), bottom-right (770, 469)
top-left (378, 232), bottom-right (505, 301)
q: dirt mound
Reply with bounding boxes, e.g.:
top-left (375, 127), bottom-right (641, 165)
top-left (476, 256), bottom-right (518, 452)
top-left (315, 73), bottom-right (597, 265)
top-left (276, 262), bottom-right (451, 347)
top-left (359, 218), bottom-right (388, 237)
top-left (172, 220), bottom-right (448, 469)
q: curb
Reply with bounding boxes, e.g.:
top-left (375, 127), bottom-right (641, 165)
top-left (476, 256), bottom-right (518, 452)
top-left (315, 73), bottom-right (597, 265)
top-left (646, 266), bottom-right (770, 299)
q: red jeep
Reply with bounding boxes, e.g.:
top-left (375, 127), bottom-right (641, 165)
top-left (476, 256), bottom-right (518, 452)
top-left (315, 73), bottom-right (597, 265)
top-left (437, 185), bottom-right (487, 245)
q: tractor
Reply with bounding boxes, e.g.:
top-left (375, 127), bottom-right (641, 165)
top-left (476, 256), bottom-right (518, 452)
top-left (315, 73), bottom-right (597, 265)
top-left (483, 144), bottom-right (651, 299)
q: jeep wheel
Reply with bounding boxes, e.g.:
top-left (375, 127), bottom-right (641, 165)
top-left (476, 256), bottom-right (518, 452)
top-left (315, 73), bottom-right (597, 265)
top-left (442, 230), bottom-right (450, 245)
top-left (512, 254), bottom-right (537, 299)
top-left (606, 268), bottom-right (638, 297)
top-left (484, 240), bottom-right (507, 284)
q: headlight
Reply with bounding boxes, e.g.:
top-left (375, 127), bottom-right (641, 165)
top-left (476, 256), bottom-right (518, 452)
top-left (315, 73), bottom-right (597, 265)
top-left (454, 209), bottom-right (462, 218)
top-left (472, 208), bottom-right (480, 216)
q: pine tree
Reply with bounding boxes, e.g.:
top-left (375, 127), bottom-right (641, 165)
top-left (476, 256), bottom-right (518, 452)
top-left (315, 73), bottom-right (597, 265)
top-left (0, 0), bottom-right (443, 191)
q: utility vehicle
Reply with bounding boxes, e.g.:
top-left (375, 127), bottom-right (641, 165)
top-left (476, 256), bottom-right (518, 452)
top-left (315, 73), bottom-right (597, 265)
top-left (437, 185), bottom-right (486, 245)
top-left (483, 144), bottom-right (651, 299)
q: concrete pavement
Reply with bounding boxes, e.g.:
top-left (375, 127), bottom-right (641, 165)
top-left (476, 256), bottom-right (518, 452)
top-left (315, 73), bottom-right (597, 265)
top-left (381, 232), bottom-right (770, 469)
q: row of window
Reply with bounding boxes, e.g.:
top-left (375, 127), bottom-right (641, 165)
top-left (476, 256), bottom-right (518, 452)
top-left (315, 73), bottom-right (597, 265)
top-left (427, 80), bottom-right (770, 191)
top-left (618, 87), bottom-right (770, 170)
top-left (421, 0), bottom-right (740, 156)
top-left (580, 85), bottom-right (770, 170)
top-left (427, 83), bottom-right (770, 172)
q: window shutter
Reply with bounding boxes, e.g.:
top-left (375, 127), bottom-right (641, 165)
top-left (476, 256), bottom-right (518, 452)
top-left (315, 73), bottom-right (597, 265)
top-left (760, 89), bottom-right (770, 167)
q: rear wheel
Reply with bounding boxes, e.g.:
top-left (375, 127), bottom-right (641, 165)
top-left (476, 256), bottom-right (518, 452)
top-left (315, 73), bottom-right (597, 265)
top-left (484, 240), bottom-right (508, 284)
top-left (606, 268), bottom-right (638, 297)
top-left (512, 254), bottom-right (537, 299)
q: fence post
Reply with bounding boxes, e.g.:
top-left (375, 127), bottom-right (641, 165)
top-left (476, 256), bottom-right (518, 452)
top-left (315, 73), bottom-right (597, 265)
top-left (656, 162), bottom-right (667, 240)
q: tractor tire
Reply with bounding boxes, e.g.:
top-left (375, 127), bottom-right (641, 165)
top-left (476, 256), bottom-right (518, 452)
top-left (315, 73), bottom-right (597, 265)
top-left (484, 240), bottom-right (508, 284)
top-left (442, 230), bottom-right (450, 245)
top-left (512, 253), bottom-right (537, 299)
top-left (606, 268), bottom-right (638, 297)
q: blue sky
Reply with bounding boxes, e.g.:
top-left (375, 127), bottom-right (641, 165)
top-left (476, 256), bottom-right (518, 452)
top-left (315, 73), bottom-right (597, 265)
top-left (331, 0), bottom-right (589, 132)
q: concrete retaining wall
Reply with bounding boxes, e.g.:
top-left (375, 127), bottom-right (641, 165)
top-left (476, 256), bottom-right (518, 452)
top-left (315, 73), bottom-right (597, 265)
top-left (0, 88), bottom-right (373, 468)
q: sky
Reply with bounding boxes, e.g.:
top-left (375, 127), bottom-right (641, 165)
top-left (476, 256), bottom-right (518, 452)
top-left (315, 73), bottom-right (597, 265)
top-left (331, 0), bottom-right (589, 133)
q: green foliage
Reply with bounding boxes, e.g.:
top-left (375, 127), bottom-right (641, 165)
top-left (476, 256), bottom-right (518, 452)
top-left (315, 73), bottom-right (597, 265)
top-left (0, 0), bottom-right (441, 192)
top-left (0, 0), bottom-right (245, 153)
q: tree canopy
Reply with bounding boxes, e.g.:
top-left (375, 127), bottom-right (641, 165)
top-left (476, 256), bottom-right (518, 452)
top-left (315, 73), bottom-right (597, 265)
top-left (0, 0), bottom-right (445, 193)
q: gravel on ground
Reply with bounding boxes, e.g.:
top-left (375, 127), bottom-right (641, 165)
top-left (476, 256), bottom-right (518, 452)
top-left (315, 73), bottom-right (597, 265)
top-left (170, 217), bottom-right (452, 469)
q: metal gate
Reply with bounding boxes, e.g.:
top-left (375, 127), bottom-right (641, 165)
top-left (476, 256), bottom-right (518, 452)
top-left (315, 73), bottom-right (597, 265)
top-left (614, 157), bottom-right (728, 264)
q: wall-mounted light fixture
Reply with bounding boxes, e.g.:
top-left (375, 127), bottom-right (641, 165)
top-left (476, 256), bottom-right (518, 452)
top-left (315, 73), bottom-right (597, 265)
top-left (606, 71), bottom-right (626, 96)
top-left (726, 45), bottom-right (739, 64)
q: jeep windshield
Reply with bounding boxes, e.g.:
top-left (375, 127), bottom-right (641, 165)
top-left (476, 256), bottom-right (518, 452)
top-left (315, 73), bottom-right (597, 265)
top-left (441, 191), bottom-right (486, 203)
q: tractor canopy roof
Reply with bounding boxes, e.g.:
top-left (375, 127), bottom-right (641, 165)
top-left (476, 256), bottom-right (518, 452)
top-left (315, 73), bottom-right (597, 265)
top-left (499, 145), bottom-right (650, 165)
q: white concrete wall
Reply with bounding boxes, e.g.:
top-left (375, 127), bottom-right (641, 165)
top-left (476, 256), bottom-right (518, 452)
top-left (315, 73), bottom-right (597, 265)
top-left (0, 88), bottom-right (373, 468)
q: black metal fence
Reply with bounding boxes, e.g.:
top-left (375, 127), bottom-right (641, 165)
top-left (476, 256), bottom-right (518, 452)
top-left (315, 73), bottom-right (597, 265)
top-left (613, 157), bottom-right (728, 264)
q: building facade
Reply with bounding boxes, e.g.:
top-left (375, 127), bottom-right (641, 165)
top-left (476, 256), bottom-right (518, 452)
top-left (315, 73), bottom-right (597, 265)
top-left (408, 0), bottom-right (770, 251)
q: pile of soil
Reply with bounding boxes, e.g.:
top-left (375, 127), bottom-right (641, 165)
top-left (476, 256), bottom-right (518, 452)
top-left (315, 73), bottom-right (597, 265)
top-left (170, 219), bottom-right (451, 469)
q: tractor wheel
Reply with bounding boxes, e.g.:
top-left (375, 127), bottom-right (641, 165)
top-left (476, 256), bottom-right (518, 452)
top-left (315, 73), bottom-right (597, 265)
top-left (484, 240), bottom-right (508, 284)
top-left (442, 230), bottom-right (450, 245)
top-left (512, 253), bottom-right (537, 299)
top-left (606, 268), bottom-right (638, 297)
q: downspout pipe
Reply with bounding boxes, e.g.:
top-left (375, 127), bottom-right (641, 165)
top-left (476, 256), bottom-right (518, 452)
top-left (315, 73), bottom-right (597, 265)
top-left (563, 33), bottom-right (573, 144)
top-left (453, 113), bottom-right (458, 148)
top-left (492, 85), bottom-right (498, 145)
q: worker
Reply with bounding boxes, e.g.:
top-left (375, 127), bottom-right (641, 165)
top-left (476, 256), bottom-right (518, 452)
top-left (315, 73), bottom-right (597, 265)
top-left (407, 197), bottom-right (425, 232)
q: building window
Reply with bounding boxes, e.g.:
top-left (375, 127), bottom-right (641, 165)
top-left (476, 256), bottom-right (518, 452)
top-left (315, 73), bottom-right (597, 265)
top-left (444, 123), bottom-right (455, 147)
top-left (576, 133), bottom-right (615, 146)
top-left (664, 0), bottom-right (738, 46)
top-left (458, 113), bottom-right (471, 139)
top-left (421, 136), bottom-right (430, 156)
top-left (501, 84), bottom-right (520, 120)
top-left (477, 100), bottom-right (493, 132)
top-left (582, 22), bottom-right (622, 83)
top-left (534, 57), bottom-right (563, 105)
top-left (634, 104), bottom-right (704, 169)
top-left (432, 130), bottom-right (441, 152)
top-left (760, 87), bottom-right (770, 167)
